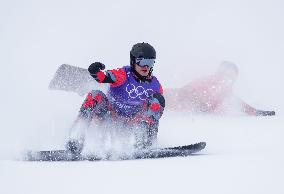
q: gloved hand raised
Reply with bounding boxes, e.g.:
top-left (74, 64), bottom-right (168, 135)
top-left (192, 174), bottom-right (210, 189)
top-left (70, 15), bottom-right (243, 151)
top-left (88, 62), bottom-right (105, 76)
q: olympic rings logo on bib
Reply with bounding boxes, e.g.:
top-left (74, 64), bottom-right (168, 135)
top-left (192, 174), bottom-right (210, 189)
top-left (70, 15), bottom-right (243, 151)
top-left (125, 84), bottom-right (154, 100)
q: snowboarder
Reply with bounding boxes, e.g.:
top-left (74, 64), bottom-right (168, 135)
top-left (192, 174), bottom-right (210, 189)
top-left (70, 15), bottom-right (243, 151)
top-left (164, 61), bottom-right (275, 116)
top-left (66, 43), bottom-right (165, 154)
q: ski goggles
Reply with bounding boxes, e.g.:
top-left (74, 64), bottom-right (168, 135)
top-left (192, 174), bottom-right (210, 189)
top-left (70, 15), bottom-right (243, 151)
top-left (135, 58), bottom-right (155, 68)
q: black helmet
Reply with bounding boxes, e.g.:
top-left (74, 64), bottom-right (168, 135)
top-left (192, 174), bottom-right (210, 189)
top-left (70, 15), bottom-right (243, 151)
top-left (130, 42), bottom-right (156, 66)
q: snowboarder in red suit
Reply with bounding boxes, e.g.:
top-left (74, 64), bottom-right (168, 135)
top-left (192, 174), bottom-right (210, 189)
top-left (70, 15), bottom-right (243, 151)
top-left (66, 43), bottom-right (165, 154)
top-left (164, 61), bottom-right (275, 116)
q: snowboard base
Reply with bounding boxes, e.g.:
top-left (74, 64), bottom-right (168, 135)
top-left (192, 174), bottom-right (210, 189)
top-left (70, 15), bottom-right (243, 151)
top-left (24, 142), bottom-right (206, 161)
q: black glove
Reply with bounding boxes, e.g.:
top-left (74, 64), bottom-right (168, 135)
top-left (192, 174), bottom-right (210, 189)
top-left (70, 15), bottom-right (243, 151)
top-left (256, 110), bottom-right (275, 116)
top-left (88, 62), bottom-right (105, 76)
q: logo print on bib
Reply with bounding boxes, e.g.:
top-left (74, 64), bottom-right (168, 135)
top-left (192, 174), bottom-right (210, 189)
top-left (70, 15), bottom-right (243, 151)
top-left (126, 84), bottom-right (154, 100)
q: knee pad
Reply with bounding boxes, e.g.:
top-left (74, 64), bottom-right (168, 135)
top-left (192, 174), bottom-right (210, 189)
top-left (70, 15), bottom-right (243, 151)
top-left (83, 90), bottom-right (107, 108)
top-left (80, 90), bottom-right (109, 118)
top-left (89, 90), bottom-right (107, 104)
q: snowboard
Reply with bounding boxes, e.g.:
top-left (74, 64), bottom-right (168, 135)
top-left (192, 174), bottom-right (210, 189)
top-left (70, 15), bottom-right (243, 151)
top-left (24, 142), bottom-right (206, 161)
top-left (48, 64), bottom-right (107, 96)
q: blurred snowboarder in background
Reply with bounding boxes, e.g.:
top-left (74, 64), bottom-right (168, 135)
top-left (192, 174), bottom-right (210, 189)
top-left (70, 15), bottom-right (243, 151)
top-left (66, 43), bottom-right (165, 154)
top-left (164, 61), bottom-right (275, 116)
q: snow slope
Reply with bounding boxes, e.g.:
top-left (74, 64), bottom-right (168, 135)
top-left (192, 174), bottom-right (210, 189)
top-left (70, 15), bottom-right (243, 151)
top-left (1, 115), bottom-right (283, 194)
top-left (0, 0), bottom-right (283, 194)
